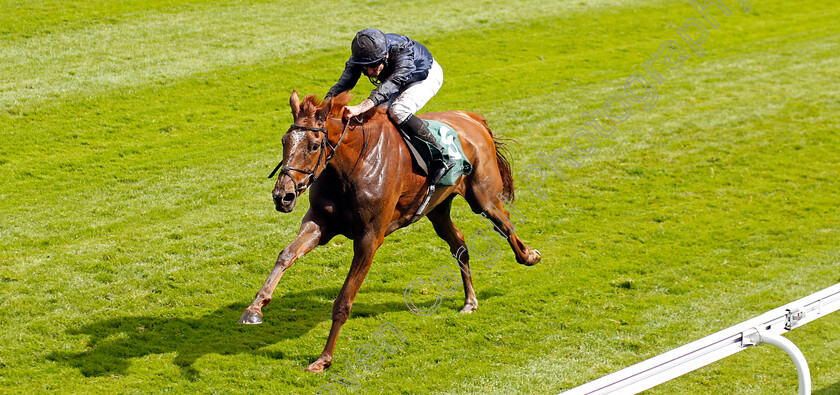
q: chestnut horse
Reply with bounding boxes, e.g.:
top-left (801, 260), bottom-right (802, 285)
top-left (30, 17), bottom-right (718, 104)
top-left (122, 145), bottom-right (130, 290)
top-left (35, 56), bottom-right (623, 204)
top-left (239, 91), bottom-right (541, 372)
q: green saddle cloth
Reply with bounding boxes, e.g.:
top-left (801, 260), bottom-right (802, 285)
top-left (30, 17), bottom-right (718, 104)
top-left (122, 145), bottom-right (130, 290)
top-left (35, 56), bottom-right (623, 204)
top-left (401, 120), bottom-right (473, 186)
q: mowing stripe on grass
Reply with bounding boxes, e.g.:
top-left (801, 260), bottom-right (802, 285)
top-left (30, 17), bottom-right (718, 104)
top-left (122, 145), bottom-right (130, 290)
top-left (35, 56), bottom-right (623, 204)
top-left (1, 0), bottom-right (646, 107)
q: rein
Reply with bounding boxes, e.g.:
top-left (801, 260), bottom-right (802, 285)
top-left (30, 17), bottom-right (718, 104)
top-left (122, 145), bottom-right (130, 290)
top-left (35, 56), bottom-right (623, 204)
top-left (268, 117), bottom-right (362, 194)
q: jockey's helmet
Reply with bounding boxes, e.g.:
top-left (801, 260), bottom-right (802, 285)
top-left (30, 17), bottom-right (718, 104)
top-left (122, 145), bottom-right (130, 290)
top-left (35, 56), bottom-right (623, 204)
top-left (349, 28), bottom-right (387, 66)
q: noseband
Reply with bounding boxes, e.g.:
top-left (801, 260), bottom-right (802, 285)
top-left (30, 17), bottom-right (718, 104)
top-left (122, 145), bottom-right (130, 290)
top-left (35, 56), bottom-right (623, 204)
top-left (268, 118), bottom-right (357, 194)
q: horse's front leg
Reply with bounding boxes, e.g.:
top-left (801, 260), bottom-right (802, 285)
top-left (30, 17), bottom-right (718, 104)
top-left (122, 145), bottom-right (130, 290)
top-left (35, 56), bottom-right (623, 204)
top-left (239, 212), bottom-right (331, 324)
top-left (306, 232), bottom-right (384, 372)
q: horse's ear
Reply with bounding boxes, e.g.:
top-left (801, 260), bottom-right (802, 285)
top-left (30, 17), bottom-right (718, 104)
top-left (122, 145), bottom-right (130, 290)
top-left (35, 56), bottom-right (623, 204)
top-left (290, 89), bottom-right (301, 120)
top-left (316, 97), bottom-right (331, 122)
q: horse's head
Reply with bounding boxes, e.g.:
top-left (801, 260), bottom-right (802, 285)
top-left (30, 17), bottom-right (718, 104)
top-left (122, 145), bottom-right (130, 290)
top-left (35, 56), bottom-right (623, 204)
top-left (271, 90), bottom-right (351, 212)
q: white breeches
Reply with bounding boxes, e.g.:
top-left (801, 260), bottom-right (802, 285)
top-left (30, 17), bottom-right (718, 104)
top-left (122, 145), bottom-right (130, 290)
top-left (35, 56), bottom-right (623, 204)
top-left (386, 60), bottom-right (444, 124)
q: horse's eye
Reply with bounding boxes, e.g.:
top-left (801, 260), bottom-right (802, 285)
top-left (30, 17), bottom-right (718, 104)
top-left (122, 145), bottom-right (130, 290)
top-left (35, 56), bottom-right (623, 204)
top-left (310, 143), bottom-right (319, 151)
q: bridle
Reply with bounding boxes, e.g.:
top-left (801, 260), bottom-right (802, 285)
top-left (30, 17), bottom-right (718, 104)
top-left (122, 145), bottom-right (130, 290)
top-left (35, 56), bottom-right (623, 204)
top-left (268, 117), bottom-right (360, 194)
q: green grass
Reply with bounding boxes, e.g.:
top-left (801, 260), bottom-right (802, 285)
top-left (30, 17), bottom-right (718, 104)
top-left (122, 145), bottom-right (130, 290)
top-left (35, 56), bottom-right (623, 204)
top-left (2, 0), bottom-right (839, 393)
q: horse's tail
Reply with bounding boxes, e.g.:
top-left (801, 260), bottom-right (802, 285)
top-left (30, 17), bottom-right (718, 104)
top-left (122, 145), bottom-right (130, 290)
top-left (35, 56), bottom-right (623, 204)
top-left (468, 113), bottom-right (515, 202)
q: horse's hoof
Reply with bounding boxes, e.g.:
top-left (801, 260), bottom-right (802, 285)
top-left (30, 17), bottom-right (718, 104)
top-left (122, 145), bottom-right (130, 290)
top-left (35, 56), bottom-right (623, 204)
top-left (521, 249), bottom-right (541, 266)
top-left (459, 302), bottom-right (478, 314)
top-left (306, 357), bottom-right (332, 373)
top-left (238, 310), bottom-right (263, 325)
top-left (518, 249), bottom-right (541, 266)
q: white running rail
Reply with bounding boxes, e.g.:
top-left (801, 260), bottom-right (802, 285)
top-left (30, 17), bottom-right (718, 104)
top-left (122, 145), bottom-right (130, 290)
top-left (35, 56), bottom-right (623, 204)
top-left (562, 283), bottom-right (840, 395)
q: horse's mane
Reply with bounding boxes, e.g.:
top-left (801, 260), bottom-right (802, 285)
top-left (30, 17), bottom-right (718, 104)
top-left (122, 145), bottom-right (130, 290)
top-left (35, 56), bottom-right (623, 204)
top-left (300, 92), bottom-right (356, 120)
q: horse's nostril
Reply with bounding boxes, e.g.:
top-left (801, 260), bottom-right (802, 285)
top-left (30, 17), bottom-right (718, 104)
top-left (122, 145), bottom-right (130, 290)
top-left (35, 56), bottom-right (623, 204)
top-left (282, 193), bottom-right (296, 204)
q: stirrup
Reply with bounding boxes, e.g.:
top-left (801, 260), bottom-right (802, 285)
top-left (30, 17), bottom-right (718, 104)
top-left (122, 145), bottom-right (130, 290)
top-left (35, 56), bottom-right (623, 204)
top-left (429, 157), bottom-right (455, 185)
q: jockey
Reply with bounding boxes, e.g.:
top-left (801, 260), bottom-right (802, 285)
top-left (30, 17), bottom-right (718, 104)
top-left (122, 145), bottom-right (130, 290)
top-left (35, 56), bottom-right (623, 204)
top-left (325, 28), bottom-right (454, 183)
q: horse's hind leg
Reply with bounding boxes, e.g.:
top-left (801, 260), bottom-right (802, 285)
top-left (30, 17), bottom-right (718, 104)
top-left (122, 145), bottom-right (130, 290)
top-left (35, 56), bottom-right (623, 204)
top-left (427, 196), bottom-right (478, 313)
top-left (465, 185), bottom-right (541, 266)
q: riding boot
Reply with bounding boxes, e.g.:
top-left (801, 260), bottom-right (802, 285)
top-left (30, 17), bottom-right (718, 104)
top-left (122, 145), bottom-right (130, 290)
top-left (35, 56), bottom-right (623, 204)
top-left (398, 114), bottom-right (455, 184)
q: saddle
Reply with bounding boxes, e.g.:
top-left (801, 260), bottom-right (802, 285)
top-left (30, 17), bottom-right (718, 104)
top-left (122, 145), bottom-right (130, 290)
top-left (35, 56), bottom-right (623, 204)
top-left (397, 119), bottom-right (472, 186)
top-left (397, 120), bottom-right (473, 224)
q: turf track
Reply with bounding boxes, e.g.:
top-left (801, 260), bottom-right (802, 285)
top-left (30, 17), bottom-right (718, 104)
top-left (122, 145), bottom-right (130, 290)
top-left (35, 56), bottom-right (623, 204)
top-left (1, 0), bottom-right (839, 393)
